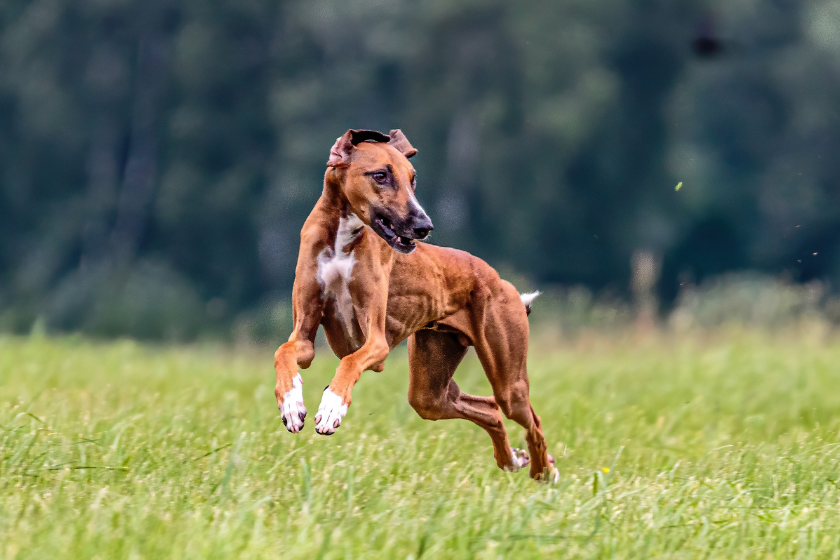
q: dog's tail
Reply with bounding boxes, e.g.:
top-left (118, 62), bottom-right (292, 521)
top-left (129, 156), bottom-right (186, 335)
top-left (520, 291), bottom-right (540, 316)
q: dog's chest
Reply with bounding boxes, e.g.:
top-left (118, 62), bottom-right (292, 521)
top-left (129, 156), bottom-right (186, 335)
top-left (317, 214), bottom-right (363, 341)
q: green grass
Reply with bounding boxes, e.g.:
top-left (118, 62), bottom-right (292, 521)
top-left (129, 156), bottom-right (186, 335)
top-left (2, 329), bottom-right (840, 558)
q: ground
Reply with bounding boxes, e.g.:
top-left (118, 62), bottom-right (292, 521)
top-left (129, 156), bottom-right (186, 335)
top-left (2, 329), bottom-right (840, 559)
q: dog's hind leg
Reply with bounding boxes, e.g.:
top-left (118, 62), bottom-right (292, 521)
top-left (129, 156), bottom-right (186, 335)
top-left (471, 287), bottom-right (556, 481)
top-left (407, 330), bottom-right (527, 471)
top-left (477, 354), bottom-right (555, 481)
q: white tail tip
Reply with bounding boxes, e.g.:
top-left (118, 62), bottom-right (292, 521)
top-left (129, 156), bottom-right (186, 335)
top-left (520, 291), bottom-right (541, 308)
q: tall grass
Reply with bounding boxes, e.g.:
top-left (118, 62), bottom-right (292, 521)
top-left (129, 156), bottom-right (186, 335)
top-left (2, 330), bottom-right (840, 558)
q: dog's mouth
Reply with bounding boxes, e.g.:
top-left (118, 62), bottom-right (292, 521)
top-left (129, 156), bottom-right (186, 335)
top-left (372, 216), bottom-right (418, 254)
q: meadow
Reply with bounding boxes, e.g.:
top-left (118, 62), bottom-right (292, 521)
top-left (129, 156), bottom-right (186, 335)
top-left (2, 328), bottom-right (840, 559)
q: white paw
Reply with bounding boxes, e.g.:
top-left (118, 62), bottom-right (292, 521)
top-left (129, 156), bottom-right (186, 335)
top-left (504, 447), bottom-right (531, 472)
top-left (279, 374), bottom-right (306, 433)
top-left (314, 388), bottom-right (348, 435)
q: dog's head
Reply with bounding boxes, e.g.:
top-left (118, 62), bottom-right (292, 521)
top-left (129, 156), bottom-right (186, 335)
top-left (327, 129), bottom-right (433, 254)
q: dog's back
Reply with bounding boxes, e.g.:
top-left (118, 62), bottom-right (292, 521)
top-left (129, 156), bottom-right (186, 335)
top-left (384, 241), bottom-right (529, 347)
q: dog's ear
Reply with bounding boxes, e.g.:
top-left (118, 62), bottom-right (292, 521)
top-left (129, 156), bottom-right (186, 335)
top-left (351, 129), bottom-right (390, 144)
top-left (327, 131), bottom-right (355, 168)
top-left (388, 129), bottom-right (418, 159)
top-left (328, 129), bottom-right (392, 168)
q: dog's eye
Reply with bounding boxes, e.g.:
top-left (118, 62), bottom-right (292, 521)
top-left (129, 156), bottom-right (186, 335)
top-left (372, 172), bottom-right (387, 184)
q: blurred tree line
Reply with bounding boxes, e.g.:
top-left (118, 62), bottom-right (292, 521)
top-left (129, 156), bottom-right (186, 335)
top-left (0, 0), bottom-right (839, 339)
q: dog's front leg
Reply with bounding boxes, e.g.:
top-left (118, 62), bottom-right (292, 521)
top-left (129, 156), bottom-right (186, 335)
top-left (314, 273), bottom-right (390, 435)
top-left (275, 265), bottom-right (324, 433)
top-left (314, 331), bottom-right (389, 435)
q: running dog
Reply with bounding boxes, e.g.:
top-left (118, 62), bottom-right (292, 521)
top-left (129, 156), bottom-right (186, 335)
top-left (274, 129), bottom-right (556, 480)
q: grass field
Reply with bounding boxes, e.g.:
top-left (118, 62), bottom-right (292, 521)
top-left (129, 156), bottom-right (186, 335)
top-left (3, 329), bottom-right (840, 559)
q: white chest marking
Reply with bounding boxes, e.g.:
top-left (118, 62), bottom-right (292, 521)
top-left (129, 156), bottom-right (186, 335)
top-left (317, 214), bottom-right (363, 341)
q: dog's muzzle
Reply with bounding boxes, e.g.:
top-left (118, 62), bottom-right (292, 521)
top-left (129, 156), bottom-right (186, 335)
top-left (372, 210), bottom-right (433, 254)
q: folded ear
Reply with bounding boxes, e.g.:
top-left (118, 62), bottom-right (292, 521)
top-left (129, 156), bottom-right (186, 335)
top-left (327, 130), bottom-right (354, 168)
top-left (327, 129), bottom-right (392, 168)
top-left (388, 129), bottom-right (418, 158)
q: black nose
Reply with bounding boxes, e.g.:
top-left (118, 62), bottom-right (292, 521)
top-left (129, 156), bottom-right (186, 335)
top-left (412, 213), bottom-right (434, 239)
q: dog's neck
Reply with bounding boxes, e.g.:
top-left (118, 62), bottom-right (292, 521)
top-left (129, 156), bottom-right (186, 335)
top-left (321, 168), bottom-right (363, 235)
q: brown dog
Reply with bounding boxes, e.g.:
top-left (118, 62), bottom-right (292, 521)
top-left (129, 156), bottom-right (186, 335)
top-left (274, 129), bottom-right (556, 481)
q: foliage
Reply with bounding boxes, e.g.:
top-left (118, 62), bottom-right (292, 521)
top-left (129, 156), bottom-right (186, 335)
top-left (669, 273), bottom-right (829, 329)
top-left (1, 0), bottom-right (839, 338)
top-left (3, 334), bottom-right (840, 557)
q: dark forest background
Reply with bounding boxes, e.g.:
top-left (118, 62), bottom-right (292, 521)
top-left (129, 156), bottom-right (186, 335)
top-left (1, 0), bottom-right (839, 340)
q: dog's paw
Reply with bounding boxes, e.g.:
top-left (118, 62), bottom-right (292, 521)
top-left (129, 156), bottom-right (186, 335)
top-left (534, 453), bottom-right (560, 484)
top-left (545, 454), bottom-right (560, 484)
top-left (314, 388), bottom-right (348, 435)
top-left (278, 374), bottom-right (306, 433)
top-left (504, 447), bottom-right (531, 472)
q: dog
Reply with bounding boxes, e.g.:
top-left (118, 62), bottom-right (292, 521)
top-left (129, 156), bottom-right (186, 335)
top-left (274, 129), bottom-right (556, 481)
